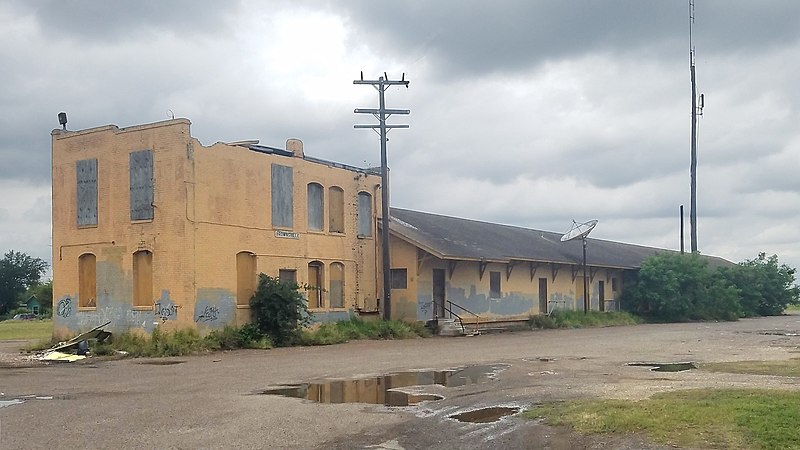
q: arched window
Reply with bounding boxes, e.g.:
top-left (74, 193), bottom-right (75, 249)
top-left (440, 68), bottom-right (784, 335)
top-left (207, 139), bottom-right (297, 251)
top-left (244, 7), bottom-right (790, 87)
top-left (330, 262), bottom-right (345, 308)
top-left (357, 192), bottom-right (372, 237)
top-left (308, 261), bottom-right (324, 308)
top-left (236, 252), bottom-right (257, 307)
top-left (133, 250), bottom-right (153, 307)
top-left (307, 183), bottom-right (324, 231)
top-left (329, 186), bottom-right (344, 233)
top-left (78, 253), bottom-right (96, 308)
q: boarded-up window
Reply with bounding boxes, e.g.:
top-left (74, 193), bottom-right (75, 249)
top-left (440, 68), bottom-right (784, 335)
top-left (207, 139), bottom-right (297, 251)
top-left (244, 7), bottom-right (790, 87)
top-left (357, 192), bottom-right (372, 237)
top-left (76, 159), bottom-right (98, 226)
top-left (330, 262), bottom-right (344, 308)
top-left (78, 253), bottom-right (96, 308)
top-left (489, 271), bottom-right (501, 298)
top-left (236, 252), bottom-right (256, 306)
top-left (307, 183), bottom-right (324, 231)
top-left (133, 250), bottom-right (153, 307)
top-left (271, 164), bottom-right (293, 228)
top-left (308, 261), bottom-right (324, 308)
top-left (329, 186), bottom-right (344, 233)
top-left (129, 150), bottom-right (154, 221)
top-left (279, 269), bottom-right (297, 286)
top-left (391, 268), bottom-right (408, 289)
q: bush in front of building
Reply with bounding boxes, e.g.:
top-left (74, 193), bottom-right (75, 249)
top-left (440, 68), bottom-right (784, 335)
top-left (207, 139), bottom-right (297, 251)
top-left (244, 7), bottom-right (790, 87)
top-left (248, 273), bottom-right (311, 347)
top-left (622, 252), bottom-right (799, 322)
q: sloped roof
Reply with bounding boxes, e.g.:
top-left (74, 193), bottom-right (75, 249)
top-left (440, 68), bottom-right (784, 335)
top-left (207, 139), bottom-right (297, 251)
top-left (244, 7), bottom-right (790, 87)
top-left (388, 208), bottom-right (732, 270)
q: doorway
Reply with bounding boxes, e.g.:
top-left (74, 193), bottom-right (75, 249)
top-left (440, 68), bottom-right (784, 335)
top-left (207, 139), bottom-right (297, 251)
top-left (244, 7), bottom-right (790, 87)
top-left (598, 280), bottom-right (605, 312)
top-left (432, 269), bottom-right (446, 319)
top-left (538, 278), bottom-right (548, 315)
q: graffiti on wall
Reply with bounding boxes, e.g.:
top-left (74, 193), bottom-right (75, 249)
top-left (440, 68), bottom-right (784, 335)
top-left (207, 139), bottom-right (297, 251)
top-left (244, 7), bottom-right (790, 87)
top-left (154, 302), bottom-right (180, 323)
top-left (56, 297), bottom-right (73, 318)
top-left (195, 305), bottom-right (220, 323)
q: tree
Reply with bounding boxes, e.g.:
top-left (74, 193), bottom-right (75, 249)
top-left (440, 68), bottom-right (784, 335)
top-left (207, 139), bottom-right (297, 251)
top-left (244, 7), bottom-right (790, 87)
top-left (720, 253), bottom-right (800, 317)
top-left (622, 252), bottom-right (740, 322)
top-left (0, 250), bottom-right (48, 316)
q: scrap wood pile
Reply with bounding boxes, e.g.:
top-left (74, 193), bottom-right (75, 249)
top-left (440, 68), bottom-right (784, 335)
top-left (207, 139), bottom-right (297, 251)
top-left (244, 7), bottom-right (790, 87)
top-left (34, 321), bottom-right (112, 362)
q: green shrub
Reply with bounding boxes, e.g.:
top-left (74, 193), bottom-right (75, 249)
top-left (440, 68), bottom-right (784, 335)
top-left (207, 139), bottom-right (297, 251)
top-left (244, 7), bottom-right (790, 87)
top-left (249, 273), bottom-right (310, 347)
top-left (622, 252), bottom-right (741, 322)
top-left (205, 325), bottom-right (271, 350)
top-left (719, 253), bottom-right (800, 317)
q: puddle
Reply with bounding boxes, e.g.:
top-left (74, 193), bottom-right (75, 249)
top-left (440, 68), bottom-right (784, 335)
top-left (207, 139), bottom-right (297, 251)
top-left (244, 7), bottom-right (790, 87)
top-left (258, 363), bottom-right (506, 407)
top-left (628, 362), bottom-right (696, 372)
top-left (138, 360), bottom-right (186, 366)
top-left (449, 406), bottom-right (521, 423)
top-left (0, 399), bottom-right (25, 408)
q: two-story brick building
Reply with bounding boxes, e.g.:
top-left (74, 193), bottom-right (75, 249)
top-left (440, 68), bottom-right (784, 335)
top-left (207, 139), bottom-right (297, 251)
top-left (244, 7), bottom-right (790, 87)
top-left (52, 119), bottom-right (381, 337)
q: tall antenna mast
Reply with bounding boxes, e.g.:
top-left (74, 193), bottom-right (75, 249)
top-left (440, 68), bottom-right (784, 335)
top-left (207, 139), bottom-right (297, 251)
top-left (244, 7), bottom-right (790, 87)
top-left (688, 0), bottom-right (702, 253)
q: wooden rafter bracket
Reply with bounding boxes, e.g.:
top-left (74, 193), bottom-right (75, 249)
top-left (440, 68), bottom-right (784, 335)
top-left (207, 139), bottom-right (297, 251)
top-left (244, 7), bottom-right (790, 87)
top-left (479, 259), bottom-right (488, 281)
top-left (551, 263), bottom-right (560, 282)
top-left (506, 261), bottom-right (517, 281)
top-left (590, 267), bottom-right (599, 283)
top-left (571, 264), bottom-right (580, 282)
top-left (529, 262), bottom-right (540, 282)
top-left (448, 260), bottom-right (458, 280)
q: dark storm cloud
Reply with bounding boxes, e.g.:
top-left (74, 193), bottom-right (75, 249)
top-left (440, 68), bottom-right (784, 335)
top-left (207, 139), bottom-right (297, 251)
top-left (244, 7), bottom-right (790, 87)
top-left (9, 0), bottom-right (241, 42)
top-left (329, 0), bottom-right (800, 77)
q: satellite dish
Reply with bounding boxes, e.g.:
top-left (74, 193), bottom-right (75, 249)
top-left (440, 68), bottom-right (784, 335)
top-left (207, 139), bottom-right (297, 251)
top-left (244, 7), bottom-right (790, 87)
top-left (560, 219), bottom-right (598, 242)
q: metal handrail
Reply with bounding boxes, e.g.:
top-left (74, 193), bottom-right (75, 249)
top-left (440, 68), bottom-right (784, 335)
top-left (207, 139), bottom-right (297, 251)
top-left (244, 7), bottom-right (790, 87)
top-left (445, 300), bottom-right (481, 335)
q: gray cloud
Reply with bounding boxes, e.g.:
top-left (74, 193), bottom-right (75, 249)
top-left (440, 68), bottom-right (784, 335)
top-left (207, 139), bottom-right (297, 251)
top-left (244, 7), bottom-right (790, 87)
top-left (0, 0), bottom-right (799, 272)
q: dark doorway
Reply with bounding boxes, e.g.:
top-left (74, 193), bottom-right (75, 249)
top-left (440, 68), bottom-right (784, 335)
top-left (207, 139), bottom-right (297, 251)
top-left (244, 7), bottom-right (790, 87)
top-left (538, 278), bottom-right (548, 314)
top-left (598, 280), bottom-right (605, 312)
top-left (432, 269), bottom-right (446, 319)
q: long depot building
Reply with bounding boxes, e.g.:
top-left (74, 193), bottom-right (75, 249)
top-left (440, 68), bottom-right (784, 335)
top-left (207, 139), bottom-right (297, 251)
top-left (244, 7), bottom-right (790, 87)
top-left (51, 118), bottom-right (729, 337)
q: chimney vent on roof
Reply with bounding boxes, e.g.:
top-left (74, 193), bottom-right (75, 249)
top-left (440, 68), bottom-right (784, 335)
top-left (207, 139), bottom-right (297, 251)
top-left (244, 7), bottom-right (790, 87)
top-left (286, 138), bottom-right (303, 158)
top-left (58, 112), bottom-right (68, 130)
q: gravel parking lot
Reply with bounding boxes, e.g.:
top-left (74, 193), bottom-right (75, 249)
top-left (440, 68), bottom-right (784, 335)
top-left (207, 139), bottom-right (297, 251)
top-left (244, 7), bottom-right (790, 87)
top-left (2, 314), bottom-right (800, 449)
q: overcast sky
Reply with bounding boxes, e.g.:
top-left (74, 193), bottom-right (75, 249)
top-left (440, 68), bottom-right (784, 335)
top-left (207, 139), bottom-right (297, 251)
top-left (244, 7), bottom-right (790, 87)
top-left (2, 0), bottom-right (799, 274)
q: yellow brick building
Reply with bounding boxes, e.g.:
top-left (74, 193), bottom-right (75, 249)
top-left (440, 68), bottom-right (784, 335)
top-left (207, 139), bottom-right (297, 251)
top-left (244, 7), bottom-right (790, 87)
top-left (52, 119), bottom-right (381, 337)
top-left (52, 118), bottom-right (731, 337)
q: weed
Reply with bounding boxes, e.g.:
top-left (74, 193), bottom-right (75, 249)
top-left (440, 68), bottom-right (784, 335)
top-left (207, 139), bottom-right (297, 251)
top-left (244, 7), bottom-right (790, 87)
top-left (300, 318), bottom-right (429, 345)
top-left (527, 311), bottom-right (641, 330)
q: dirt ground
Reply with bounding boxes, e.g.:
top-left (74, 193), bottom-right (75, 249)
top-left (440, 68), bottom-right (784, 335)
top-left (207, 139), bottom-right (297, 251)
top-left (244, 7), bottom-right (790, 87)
top-left (2, 314), bottom-right (800, 449)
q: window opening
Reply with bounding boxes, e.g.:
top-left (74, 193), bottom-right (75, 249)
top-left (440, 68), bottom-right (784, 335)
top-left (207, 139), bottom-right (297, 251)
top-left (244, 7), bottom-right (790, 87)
top-left (330, 262), bottom-right (344, 308)
top-left (308, 261), bottom-right (324, 308)
top-left (133, 250), bottom-right (153, 307)
top-left (329, 186), bottom-right (344, 233)
top-left (357, 192), bottom-right (372, 237)
top-left (489, 271), bottom-right (501, 298)
top-left (78, 253), bottom-right (96, 308)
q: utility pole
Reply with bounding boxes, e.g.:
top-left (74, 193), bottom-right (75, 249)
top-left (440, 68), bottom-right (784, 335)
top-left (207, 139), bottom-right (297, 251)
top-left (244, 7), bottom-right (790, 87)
top-left (689, 0), bottom-right (704, 253)
top-left (354, 72), bottom-right (409, 321)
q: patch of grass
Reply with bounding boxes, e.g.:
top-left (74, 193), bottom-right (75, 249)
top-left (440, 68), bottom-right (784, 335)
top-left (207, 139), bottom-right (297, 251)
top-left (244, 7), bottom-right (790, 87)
top-left (528, 310), bottom-right (642, 329)
top-left (525, 389), bottom-right (800, 450)
top-left (92, 325), bottom-right (271, 357)
top-left (784, 304), bottom-right (800, 313)
top-left (300, 318), bottom-right (430, 345)
top-left (702, 358), bottom-right (800, 377)
top-left (0, 319), bottom-right (52, 341)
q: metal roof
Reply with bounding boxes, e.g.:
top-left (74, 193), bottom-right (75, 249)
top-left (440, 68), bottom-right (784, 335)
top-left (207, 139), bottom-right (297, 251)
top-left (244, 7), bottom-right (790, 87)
top-left (388, 208), bottom-right (732, 270)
